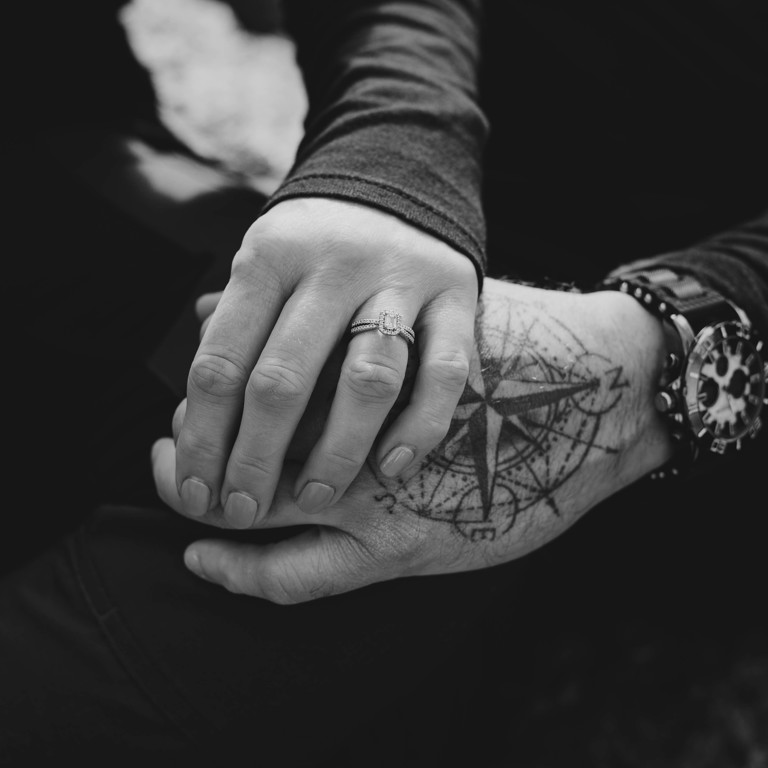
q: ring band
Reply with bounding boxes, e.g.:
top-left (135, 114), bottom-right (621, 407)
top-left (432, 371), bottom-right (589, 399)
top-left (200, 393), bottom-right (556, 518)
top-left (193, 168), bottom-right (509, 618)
top-left (350, 310), bottom-right (415, 344)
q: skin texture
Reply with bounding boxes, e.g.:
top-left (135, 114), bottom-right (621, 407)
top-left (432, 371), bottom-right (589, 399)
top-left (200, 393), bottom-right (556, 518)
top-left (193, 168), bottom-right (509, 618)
top-left (173, 197), bottom-right (479, 528)
top-left (152, 276), bottom-right (674, 603)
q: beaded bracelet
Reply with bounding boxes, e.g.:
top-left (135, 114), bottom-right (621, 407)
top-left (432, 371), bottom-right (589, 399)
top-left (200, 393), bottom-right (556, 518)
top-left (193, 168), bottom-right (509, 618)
top-left (597, 276), bottom-right (698, 480)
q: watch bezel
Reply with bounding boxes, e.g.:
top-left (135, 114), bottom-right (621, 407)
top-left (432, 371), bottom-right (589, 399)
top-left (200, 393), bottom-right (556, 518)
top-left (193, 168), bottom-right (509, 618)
top-left (679, 320), bottom-right (766, 454)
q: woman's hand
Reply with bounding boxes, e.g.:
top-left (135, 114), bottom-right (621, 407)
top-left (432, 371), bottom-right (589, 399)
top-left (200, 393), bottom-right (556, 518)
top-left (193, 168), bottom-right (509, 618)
top-left (172, 197), bottom-right (479, 528)
top-left (154, 277), bottom-right (674, 602)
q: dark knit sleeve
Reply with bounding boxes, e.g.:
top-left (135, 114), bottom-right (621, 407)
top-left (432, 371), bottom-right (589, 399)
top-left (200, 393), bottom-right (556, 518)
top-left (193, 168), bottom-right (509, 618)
top-left (263, 0), bottom-right (488, 289)
top-left (608, 209), bottom-right (768, 338)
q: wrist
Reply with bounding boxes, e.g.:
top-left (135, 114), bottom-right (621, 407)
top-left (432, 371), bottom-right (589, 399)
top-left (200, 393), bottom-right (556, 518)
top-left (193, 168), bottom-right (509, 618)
top-left (591, 289), bottom-right (676, 485)
top-left (480, 281), bottom-right (674, 503)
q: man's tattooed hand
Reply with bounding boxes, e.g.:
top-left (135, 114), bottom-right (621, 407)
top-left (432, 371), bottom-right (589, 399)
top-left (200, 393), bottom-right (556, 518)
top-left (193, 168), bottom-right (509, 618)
top-left (373, 291), bottom-right (629, 546)
top-left (153, 278), bottom-right (674, 601)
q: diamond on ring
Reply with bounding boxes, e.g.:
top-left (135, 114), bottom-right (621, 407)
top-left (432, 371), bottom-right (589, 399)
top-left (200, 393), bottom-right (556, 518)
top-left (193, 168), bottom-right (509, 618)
top-left (350, 310), bottom-right (415, 344)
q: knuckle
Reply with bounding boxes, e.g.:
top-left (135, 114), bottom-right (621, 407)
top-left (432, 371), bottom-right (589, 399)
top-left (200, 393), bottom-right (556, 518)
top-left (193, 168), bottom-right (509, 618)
top-left (233, 226), bottom-right (299, 291)
top-left (219, 574), bottom-right (247, 596)
top-left (188, 352), bottom-right (249, 401)
top-left (218, 558), bottom-right (265, 598)
top-left (424, 353), bottom-right (470, 391)
top-left (291, 562), bottom-right (335, 603)
top-left (230, 241), bottom-right (271, 279)
top-left (228, 253), bottom-right (286, 302)
top-left (344, 356), bottom-right (403, 401)
top-left (323, 444), bottom-right (365, 474)
top-left (260, 565), bottom-right (311, 605)
top-left (228, 448), bottom-right (275, 481)
top-left (415, 413), bottom-right (451, 449)
top-left (247, 360), bottom-right (310, 407)
top-left (236, 229), bottom-right (263, 260)
top-left (178, 428), bottom-right (222, 466)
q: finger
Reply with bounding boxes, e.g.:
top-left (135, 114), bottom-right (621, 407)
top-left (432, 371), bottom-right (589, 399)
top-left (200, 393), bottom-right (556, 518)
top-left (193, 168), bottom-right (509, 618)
top-left (199, 315), bottom-right (213, 342)
top-left (219, 287), bottom-right (349, 529)
top-left (375, 294), bottom-right (475, 476)
top-left (151, 437), bottom-right (183, 514)
top-left (183, 526), bottom-right (386, 604)
top-left (172, 398), bottom-right (187, 445)
top-left (195, 291), bottom-right (222, 323)
top-left (175, 270), bottom-right (284, 520)
top-left (292, 301), bottom-right (415, 514)
top-left (155, 437), bottom-right (336, 528)
top-left (196, 292), bottom-right (223, 341)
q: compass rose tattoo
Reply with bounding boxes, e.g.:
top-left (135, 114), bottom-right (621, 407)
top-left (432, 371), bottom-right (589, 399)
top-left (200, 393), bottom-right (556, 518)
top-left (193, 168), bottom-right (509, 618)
top-left (374, 295), bottom-right (629, 542)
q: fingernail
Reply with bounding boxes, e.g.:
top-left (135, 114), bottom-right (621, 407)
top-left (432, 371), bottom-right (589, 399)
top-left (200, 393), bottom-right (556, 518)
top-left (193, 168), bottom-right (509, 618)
top-left (224, 491), bottom-right (260, 529)
top-left (180, 477), bottom-right (211, 518)
top-left (296, 481), bottom-right (335, 514)
top-left (379, 446), bottom-right (415, 477)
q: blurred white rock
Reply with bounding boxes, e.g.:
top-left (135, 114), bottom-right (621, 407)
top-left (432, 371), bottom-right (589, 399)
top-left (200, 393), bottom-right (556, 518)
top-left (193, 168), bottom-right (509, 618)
top-left (120, 0), bottom-right (307, 194)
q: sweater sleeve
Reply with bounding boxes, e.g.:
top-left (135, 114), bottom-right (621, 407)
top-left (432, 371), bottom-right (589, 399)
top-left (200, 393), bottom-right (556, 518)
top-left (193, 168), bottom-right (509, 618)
top-left (262, 0), bottom-right (488, 288)
top-left (608, 209), bottom-right (768, 338)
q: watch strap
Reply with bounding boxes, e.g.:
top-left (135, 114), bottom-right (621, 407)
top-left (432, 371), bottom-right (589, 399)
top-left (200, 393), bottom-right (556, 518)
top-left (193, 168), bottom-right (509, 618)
top-left (610, 267), bottom-right (747, 343)
top-left (598, 266), bottom-right (765, 481)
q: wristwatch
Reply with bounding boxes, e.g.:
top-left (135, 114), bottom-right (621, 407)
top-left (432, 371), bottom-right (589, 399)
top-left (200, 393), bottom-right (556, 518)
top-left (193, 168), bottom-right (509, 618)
top-left (600, 267), bottom-right (768, 479)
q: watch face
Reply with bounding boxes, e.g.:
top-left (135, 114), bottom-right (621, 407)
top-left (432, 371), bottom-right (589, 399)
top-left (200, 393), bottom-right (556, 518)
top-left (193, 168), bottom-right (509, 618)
top-left (683, 321), bottom-right (767, 453)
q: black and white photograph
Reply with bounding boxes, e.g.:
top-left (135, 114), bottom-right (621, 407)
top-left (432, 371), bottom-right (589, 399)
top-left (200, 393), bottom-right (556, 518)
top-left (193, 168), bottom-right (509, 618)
top-left (2, 1), bottom-right (767, 765)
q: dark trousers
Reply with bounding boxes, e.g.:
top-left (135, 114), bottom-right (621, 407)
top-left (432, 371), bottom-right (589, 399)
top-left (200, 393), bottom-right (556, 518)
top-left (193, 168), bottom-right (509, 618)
top-left (1, 131), bottom-right (510, 766)
top-left (2, 130), bottom-right (766, 768)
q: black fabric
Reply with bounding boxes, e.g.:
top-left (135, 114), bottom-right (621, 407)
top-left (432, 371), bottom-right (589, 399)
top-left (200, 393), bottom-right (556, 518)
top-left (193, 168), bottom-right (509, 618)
top-left (0, 505), bottom-right (508, 765)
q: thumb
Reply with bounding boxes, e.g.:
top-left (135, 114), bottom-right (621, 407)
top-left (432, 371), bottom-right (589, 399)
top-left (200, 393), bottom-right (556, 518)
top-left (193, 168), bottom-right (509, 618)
top-left (184, 527), bottom-right (385, 604)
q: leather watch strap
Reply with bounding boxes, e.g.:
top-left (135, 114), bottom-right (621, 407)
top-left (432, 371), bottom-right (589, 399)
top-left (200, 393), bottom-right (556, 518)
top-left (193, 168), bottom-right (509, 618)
top-left (612, 267), bottom-right (746, 346)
